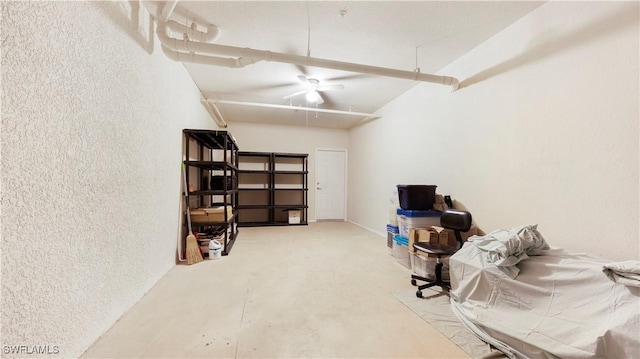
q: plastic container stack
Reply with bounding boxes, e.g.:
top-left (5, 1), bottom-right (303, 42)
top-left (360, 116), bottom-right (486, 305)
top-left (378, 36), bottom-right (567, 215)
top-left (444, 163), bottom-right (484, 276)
top-left (391, 184), bottom-right (442, 270)
top-left (386, 190), bottom-right (400, 255)
top-left (386, 224), bottom-right (399, 255)
top-left (392, 234), bottom-right (411, 269)
top-left (410, 252), bottom-right (450, 281)
top-left (396, 208), bottom-right (441, 238)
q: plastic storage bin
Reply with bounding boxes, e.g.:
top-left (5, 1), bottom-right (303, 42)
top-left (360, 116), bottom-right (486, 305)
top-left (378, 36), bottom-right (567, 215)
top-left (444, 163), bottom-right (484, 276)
top-left (386, 224), bottom-right (399, 247)
top-left (410, 252), bottom-right (450, 281)
top-left (397, 185), bottom-right (437, 210)
top-left (396, 209), bottom-right (441, 238)
top-left (392, 235), bottom-right (411, 269)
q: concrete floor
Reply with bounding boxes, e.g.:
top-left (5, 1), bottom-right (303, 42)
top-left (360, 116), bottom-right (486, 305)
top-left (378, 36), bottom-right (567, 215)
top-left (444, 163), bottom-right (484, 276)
top-left (82, 222), bottom-right (470, 358)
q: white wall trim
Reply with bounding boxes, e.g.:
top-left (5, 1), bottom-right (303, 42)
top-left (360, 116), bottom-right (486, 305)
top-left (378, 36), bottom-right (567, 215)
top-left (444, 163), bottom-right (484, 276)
top-left (348, 220), bottom-right (386, 238)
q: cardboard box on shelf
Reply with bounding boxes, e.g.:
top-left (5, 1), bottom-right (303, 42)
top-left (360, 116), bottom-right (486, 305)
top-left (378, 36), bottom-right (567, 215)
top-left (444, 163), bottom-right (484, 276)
top-left (287, 210), bottom-right (301, 224)
top-left (190, 206), bottom-right (234, 223)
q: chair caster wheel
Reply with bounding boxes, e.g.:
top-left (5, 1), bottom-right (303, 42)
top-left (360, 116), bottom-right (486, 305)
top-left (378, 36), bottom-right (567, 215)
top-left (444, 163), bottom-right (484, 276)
top-left (416, 290), bottom-right (423, 298)
top-left (411, 279), bottom-right (417, 286)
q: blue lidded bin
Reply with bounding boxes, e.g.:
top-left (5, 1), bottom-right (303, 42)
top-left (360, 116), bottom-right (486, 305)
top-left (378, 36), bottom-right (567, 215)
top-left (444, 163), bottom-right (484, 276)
top-left (396, 209), bottom-right (441, 238)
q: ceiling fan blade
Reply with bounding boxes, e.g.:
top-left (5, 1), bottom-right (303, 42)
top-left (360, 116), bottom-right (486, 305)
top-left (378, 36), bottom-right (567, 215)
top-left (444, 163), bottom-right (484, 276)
top-left (320, 92), bottom-right (337, 108)
top-left (294, 64), bottom-right (309, 76)
top-left (283, 89), bottom-right (308, 100)
top-left (282, 47), bottom-right (309, 76)
top-left (317, 84), bottom-right (344, 92)
top-left (243, 82), bottom-right (293, 92)
top-left (326, 73), bottom-right (371, 82)
top-left (297, 75), bottom-right (310, 84)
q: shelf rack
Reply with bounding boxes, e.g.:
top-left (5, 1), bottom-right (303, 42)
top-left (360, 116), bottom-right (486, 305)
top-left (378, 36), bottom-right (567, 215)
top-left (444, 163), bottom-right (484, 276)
top-left (183, 129), bottom-right (239, 256)
top-left (237, 151), bottom-right (308, 227)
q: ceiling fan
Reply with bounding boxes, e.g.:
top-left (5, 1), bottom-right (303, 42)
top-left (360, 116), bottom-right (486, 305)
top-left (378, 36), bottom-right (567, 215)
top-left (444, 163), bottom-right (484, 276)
top-left (283, 75), bottom-right (344, 105)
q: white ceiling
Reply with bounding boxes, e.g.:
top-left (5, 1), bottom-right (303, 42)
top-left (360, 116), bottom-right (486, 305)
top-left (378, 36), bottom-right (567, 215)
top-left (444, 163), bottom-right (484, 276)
top-left (164, 1), bottom-right (544, 129)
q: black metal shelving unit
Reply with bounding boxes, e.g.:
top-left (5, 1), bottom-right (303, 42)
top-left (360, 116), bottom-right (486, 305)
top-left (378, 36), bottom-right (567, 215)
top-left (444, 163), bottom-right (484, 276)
top-left (237, 151), bottom-right (308, 227)
top-left (236, 152), bottom-right (272, 226)
top-left (273, 153), bottom-right (308, 225)
top-left (183, 129), bottom-right (239, 256)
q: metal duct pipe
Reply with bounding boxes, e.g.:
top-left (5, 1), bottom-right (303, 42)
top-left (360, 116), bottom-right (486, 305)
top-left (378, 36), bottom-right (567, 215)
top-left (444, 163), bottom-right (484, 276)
top-left (157, 22), bottom-right (459, 90)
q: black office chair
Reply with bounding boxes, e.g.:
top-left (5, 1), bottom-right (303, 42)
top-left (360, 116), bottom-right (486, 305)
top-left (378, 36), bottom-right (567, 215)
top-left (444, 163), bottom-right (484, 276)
top-left (411, 209), bottom-right (472, 297)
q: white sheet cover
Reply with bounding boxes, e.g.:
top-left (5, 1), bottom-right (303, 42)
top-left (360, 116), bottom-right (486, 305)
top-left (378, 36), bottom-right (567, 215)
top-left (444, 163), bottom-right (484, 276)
top-left (449, 243), bottom-right (640, 359)
top-left (470, 224), bottom-right (549, 278)
top-left (603, 260), bottom-right (640, 288)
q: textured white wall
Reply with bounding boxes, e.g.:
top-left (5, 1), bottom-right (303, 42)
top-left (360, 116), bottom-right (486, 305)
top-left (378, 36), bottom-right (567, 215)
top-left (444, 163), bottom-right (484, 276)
top-left (1, 2), bottom-right (216, 357)
top-left (348, 1), bottom-right (639, 260)
top-left (226, 121), bottom-right (349, 221)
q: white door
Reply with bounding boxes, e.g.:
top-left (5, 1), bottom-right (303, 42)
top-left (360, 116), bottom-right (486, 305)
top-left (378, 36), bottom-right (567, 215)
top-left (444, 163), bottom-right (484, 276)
top-left (316, 149), bottom-right (346, 221)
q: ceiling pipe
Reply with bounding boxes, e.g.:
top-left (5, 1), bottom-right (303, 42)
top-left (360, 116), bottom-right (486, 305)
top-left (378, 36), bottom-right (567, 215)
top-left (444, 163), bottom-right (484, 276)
top-left (201, 97), bottom-right (228, 128)
top-left (159, 0), bottom-right (179, 22)
top-left (158, 24), bottom-right (259, 68)
top-left (211, 99), bottom-right (382, 119)
top-left (160, 43), bottom-right (256, 68)
top-left (166, 20), bottom-right (220, 43)
top-left (156, 21), bottom-right (460, 90)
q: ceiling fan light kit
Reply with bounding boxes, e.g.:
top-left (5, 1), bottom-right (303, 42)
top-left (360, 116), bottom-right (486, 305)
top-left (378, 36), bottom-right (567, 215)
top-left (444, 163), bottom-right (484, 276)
top-left (305, 90), bottom-right (321, 104)
top-left (283, 75), bottom-right (341, 105)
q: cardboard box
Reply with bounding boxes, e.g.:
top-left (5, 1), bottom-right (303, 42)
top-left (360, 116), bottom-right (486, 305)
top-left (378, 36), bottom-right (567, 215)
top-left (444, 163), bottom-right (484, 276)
top-left (442, 225), bottom-right (479, 247)
top-left (430, 226), bottom-right (449, 246)
top-left (288, 210), bottom-right (301, 224)
top-left (409, 227), bottom-right (447, 257)
top-left (190, 206), bottom-right (234, 223)
top-left (409, 228), bottom-right (430, 250)
top-left (410, 226), bottom-right (479, 250)
top-left (410, 225), bottom-right (479, 258)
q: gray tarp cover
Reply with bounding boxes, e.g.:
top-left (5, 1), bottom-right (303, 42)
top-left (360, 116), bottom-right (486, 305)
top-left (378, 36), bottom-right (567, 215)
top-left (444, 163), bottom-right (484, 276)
top-left (449, 243), bottom-right (640, 359)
